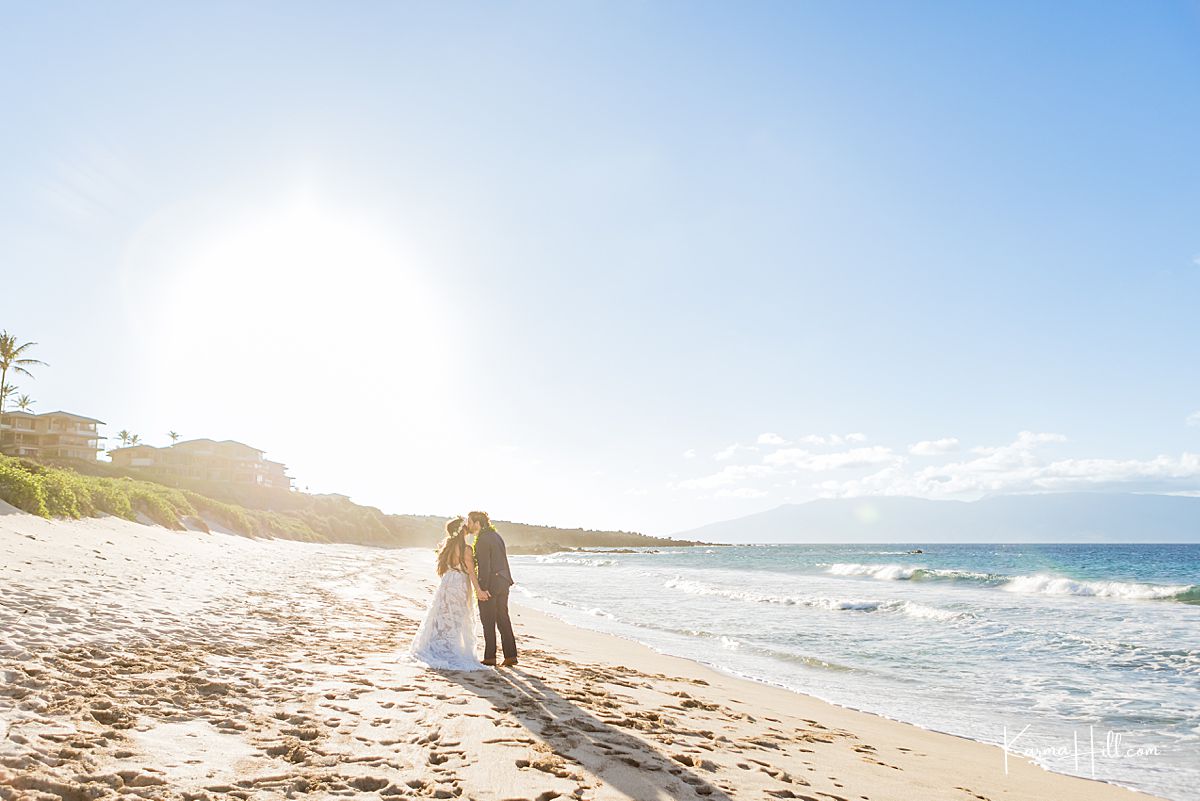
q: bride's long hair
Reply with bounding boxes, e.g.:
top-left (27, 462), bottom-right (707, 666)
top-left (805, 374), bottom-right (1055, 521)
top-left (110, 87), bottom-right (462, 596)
top-left (436, 516), bottom-right (468, 577)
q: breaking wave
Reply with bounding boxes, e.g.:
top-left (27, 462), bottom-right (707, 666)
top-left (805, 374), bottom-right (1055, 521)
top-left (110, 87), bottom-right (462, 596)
top-left (826, 563), bottom-right (1198, 603)
top-left (1001, 574), bottom-right (1199, 602)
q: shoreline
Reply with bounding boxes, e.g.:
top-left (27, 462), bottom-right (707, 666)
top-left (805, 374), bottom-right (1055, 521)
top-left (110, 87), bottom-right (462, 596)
top-left (502, 589), bottom-right (1169, 801)
top-left (512, 543), bottom-right (1199, 801)
top-left (510, 589), bottom-right (1148, 790)
top-left (0, 513), bottom-right (1174, 801)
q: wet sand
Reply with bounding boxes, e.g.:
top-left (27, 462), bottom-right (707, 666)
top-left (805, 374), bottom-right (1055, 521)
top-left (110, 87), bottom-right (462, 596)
top-left (0, 508), bottom-right (1168, 800)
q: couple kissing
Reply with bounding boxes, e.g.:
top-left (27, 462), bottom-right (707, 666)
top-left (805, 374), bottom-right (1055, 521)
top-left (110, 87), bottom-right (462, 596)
top-left (408, 511), bottom-right (518, 671)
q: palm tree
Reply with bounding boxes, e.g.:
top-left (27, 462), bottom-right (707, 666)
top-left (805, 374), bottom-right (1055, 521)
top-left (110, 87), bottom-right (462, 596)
top-left (129, 434), bottom-right (141, 445)
top-left (168, 430), bottom-right (181, 444)
top-left (116, 430), bottom-right (131, 447)
top-left (15, 394), bottom-right (34, 412)
top-left (0, 385), bottom-right (16, 410)
top-left (0, 332), bottom-right (46, 415)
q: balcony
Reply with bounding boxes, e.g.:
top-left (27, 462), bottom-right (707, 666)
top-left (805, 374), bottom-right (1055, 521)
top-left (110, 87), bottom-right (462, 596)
top-left (0, 433), bottom-right (38, 445)
top-left (42, 434), bottom-right (100, 445)
top-left (48, 426), bottom-right (100, 436)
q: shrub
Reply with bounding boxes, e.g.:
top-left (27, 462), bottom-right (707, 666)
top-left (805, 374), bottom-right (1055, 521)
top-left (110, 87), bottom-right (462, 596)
top-left (90, 479), bottom-right (134, 520)
top-left (0, 456), bottom-right (48, 517)
top-left (253, 510), bottom-right (322, 542)
top-left (181, 491), bottom-right (255, 536)
top-left (123, 481), bottom-right (193, 530)
top-left (40, 470), bottom-right (82, 518)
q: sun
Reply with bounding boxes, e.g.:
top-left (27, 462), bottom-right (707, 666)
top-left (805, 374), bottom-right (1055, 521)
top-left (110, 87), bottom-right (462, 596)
top-left (139, 193), bottom-right (458, 430)
top-left (172, 196), bottom-right (439, 361)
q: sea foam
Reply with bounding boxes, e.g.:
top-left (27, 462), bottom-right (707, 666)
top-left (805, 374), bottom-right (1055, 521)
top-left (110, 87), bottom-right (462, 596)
top-left (662, 577), bottom-right (964, 621)
top-left (825, 562), bottom-right (1197, 601)
top-left (826, 562), bottom-right (999, 583)
top-left (534, 554), bottom-right (617, 567)
top-left (1001, 574), bottom-right (1197, 601)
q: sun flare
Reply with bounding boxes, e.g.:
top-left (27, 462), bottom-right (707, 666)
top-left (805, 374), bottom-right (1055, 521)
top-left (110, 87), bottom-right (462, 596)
top-left (171, 197), bottom-right (441, 367)
top-left (131, 194), bottom-right (459, 449)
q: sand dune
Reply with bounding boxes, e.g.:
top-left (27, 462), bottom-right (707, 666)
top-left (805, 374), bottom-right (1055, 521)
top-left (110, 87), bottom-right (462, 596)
top-left (0, 512), bottom-right (1167, 800)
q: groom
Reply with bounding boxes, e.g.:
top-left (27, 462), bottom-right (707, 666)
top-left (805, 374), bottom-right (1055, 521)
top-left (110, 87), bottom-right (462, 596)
top-left (467, 511), bottom-right (517, 667)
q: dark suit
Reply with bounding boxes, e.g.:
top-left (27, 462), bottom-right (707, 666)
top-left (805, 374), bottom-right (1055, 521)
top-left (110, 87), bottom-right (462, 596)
top-left (474, 527), bottom-right (516, 661)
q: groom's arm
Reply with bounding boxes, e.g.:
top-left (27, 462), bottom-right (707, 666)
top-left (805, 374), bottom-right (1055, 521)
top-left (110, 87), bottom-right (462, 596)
top-left (476, 536), bottom-right (493, 594)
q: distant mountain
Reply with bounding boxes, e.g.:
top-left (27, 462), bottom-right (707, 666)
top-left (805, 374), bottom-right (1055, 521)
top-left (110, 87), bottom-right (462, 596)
top-left (677, 493), bottom-right (1200, 543)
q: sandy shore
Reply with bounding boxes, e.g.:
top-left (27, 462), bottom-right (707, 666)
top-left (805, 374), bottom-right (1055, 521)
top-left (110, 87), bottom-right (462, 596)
top-left (0, 507), bottom-right (1169, 801)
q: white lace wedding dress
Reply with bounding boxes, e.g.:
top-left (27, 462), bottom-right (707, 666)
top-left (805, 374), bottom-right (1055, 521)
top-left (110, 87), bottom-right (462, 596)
top-left (408, 568), bottom-right (485, 671)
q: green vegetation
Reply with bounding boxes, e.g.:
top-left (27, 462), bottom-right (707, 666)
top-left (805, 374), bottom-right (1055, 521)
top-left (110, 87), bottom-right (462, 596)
top-left (0, 454), bottom-right (354, 540)
top-left (0, 453), bottom-right (705, 550)
top-left (0, 454), bottom-right (175, 523)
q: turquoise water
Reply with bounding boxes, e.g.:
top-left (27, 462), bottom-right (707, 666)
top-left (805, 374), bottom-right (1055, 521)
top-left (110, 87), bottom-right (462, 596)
top-left (511, 543), bottom-right (1200, 800)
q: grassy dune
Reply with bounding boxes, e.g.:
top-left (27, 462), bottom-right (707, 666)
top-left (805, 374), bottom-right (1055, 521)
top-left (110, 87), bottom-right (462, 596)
top-left (0, 455), bottom-right (699, 549)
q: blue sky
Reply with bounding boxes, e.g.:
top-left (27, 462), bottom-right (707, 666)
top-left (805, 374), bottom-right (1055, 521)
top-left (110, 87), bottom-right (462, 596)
top-left (2, 1), bottom-right (1199, 533)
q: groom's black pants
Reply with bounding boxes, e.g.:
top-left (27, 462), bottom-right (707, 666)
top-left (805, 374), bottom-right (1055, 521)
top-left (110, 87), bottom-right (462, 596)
top-left (479, 584), bottom-right (517, 662)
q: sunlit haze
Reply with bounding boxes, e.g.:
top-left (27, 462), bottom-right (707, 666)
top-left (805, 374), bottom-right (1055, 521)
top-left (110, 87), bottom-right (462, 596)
top-left (3, 2), bottom-right (1199, 533)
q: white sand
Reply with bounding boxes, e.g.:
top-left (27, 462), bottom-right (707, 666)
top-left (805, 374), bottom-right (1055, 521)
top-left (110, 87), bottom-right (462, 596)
top-left (0, 511), bottom-right (1168, 800)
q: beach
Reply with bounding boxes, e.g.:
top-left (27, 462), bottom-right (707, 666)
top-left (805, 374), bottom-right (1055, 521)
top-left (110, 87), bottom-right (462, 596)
top-left (511, 544), bottom-right (1198, 800)
top-left (0, 509), bottom-right (1171, 801)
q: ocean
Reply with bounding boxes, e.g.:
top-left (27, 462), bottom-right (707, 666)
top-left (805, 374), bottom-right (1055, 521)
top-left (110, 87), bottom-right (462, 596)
top-left (509, 543), bottom-right (1199, 801)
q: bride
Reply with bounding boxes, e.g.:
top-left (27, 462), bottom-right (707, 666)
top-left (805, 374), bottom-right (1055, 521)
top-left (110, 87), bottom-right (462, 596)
top-left (408, 517), bottom-right (487, 671)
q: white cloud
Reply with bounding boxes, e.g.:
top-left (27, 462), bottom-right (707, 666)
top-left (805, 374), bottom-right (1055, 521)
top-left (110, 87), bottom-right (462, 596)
top-left (796, 432), bottom-right (868, 447)
top-left (678, 428), bottom-right (1200, 507)
top-left (676, 464), bottom-right (773, 491)
top-left (715, 487), bottom-right (769, 499)
top-left (682, 449), bottom-right (696, 459)
top-left (765, 445), bottom-right (898, 471)
top-left (816, 431), bottom-right (1200, 498)
top-left (714, 443), bottom-right (739, 461)
top-left (814, 466), bottom-right (907, 497)
top-left (714, 442), bottom-right (757, 461)
top-left (1187, 411), bottom-right (1200, 428)
top-left (969, 430), bottom-right (1066, 456)
top-left (909, 437), bottom-right (960, 456)
top-left (680, 440), bottom-right (890, 500)
top-left (756, 432), bottom-right (788, 446)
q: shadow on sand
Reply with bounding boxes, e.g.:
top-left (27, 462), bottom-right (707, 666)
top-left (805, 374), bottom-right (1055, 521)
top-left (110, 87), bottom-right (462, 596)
top-left (443, 662), bottom-right (732, 801)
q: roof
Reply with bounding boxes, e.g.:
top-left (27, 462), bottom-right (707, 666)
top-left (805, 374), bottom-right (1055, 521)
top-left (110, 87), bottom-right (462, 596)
top-left (108, 438), bottom-right (277, 458)
top-left (1, 410), bottom-right (106, 423)
top-left (173, 438), bottom-right (264, 454)
top-left (218, 439), bottom-right (263, 452)
top-left (108, 444), bottom-right (161, 454)
top-left (39, 411), bottom-right (106, 424)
